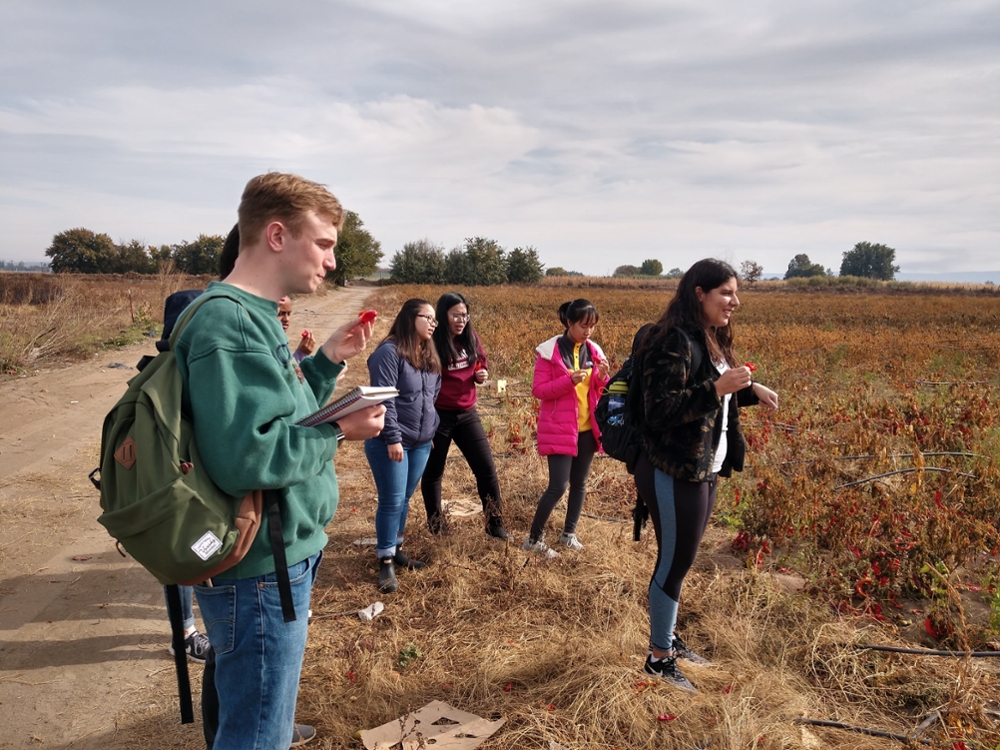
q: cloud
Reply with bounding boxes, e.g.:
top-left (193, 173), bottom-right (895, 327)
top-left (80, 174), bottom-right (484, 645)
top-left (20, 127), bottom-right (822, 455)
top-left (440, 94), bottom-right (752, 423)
top-left (1, 0), bottom-right (998, 275)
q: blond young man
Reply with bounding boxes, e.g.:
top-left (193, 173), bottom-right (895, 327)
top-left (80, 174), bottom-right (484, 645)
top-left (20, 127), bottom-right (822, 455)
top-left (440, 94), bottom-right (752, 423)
top-left (174, 173), bottom-right (384, 749)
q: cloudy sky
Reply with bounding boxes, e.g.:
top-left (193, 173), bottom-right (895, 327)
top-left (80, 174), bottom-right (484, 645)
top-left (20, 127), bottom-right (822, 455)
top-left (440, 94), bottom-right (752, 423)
top-left (2, 0), bottom-right (997, 277)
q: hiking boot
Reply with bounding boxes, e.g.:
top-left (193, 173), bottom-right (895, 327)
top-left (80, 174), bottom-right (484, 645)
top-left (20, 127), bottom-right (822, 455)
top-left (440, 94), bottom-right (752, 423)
top-left (643, 652), bottom-right (696, 692)
top-left (393, 549), bottom-right (425, 570)
top-left (486, 516), bottom-right (510, 541)
top-left (522, 536), bottom-right (560, 559)
top-left (290, 723), bottom-right (317, 747)
top-left (378, 558), bottom-right (398, 593)
top-left (168, 629), bottom-right (213, 664)
top-left (559, 532), bottom-right (584, 551)
top-left (672, 633), bottom-right (711, 665)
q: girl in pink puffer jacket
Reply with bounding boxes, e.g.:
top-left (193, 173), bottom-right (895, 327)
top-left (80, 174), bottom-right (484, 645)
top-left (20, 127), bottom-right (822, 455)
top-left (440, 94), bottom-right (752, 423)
top-left (524, 299), bottom-right (610, 557)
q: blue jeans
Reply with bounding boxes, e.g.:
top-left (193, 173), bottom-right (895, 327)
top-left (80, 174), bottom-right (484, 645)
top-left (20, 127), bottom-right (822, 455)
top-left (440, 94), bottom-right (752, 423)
top-left (163, 584), bottom-right (195, 631)
top-left (194, 551), bottom-right (322, 750)
top-left (366, 439), bottom-right (432, 558)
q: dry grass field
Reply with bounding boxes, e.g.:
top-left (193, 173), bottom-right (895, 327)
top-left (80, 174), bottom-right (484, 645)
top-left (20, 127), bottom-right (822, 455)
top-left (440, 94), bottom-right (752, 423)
top-left (2, 275), bottom-right (999, 748)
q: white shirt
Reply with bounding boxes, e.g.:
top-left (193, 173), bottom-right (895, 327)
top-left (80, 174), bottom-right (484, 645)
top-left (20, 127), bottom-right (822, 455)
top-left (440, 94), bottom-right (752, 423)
top-left (711, 360), bottom-right (732, 474)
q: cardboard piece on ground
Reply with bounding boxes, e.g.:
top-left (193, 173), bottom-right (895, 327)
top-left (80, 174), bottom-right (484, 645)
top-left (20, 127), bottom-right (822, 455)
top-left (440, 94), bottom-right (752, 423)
top-left (353, 537), bottom-right (378, 547)
top-left (444, 497), bottom-right (482, 518)
top-left (361, 700), bottom-right (505, 750)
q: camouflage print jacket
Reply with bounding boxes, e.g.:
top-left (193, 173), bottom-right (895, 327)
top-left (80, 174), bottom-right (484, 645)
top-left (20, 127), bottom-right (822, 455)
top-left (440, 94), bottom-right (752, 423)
top-left (636, 324), bottom-right (758, 481)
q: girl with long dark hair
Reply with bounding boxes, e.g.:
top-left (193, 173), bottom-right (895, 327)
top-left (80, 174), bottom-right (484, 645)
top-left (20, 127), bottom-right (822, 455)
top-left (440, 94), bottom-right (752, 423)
top-left (634, 259), bottom-right (777, 691)
top-left (365, 298), bottom-right (442, 593)
top-left (421, 292), bottom-right (509, 539)
top-left (523, 299), bottom-right (610, 557)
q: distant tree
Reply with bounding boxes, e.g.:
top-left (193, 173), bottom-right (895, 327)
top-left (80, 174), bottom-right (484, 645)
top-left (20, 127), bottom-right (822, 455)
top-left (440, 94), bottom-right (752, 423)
top-left (328, 210), bottom-right (383, 285)
top-left (115, 239), bottom-right (156, 274)
top-left (46, 228), bottom-right (118, 273)
top-left (546, 266), bottom-right (568, 276)
top-left (505, 246), bottom-right (544, 283)
top-left (639, 258), bottom-right (663, 277)
top-left (739, 260), bottom-right (764, 285)
top-left (172, 234), bottom-right (226, 275)
top-left (784, 253), bottom-right (827, 279)
top-left (840, 241), bottom-right (899, 280)
top-left (390, 239), bottom-right (447, 284)
top-left (439, 249), bottom-right (469, 285)
top-left (447, 237), bottom-right (506, 286)
top-left (613, 264), bottom-right (640, 278)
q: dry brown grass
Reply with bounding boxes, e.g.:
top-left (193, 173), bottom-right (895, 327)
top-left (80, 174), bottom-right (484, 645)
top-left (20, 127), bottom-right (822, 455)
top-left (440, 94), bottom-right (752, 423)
top-left (0, 272), bottom-right (212, 373)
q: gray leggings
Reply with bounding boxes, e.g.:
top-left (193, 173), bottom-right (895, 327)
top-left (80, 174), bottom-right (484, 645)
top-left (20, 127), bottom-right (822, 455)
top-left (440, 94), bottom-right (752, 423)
top-left (529, 431), bottom-right (598, 541)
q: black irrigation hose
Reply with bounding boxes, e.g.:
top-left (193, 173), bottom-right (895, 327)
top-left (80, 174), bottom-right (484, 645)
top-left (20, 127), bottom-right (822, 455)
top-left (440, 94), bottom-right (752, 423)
top-left (791, 718), bottom-right (933, 745)
top-left (855, 644), bottom-right (1000, 658)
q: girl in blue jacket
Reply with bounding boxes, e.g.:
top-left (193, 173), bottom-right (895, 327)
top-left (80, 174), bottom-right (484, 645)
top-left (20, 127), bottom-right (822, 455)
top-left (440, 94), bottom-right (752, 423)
top-left (365, 299), bottom-right (442, 593)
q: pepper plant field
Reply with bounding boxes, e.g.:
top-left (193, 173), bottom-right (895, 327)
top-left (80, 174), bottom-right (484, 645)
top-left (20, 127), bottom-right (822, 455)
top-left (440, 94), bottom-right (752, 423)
top-left (370, 284), bottom-right (1000, 648)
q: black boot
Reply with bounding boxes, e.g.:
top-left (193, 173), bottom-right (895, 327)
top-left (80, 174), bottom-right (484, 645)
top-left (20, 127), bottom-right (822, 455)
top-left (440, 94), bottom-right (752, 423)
top-left (393, 548), bottom-right (425, 570)
top-left (428, 512), bottom-right (449, 536)
top-left (486, 516), bottom-right (510, 541)
top-left (378, 558), bottom-right (398, 593)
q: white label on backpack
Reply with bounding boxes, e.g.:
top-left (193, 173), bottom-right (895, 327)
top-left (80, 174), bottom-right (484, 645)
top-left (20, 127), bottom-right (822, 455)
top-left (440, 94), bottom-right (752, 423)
top-left (191, 531), bottom-right (224, 561)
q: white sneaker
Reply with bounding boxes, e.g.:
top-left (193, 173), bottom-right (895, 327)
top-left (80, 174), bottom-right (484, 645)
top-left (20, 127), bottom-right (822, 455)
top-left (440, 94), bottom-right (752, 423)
top-left (559, 532), bottom-right (584, 551)
top-left (522, 536), bottom-right (560, 559)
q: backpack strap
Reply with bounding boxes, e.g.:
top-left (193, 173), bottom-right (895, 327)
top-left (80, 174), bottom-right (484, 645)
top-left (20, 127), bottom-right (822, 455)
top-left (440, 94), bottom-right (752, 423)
top-left (265, 488), bottom-right (296, 622)
top-left (165, 584), bottom-right (195, 724)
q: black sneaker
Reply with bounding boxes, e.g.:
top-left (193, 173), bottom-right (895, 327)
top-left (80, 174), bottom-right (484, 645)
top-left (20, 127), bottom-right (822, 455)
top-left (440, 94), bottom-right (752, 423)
top-left (643, 653), bottom-right (696, 692)
top-left (486, 517), bottom-right (510, 541)
top-left (393, 549), bottom-right (425, 570)
top-left (378, 558), bottom-right (398, 593)
top-left (289, 723), bottom-right (316, 747)
top-left (168, 630), bottom-right (213, 664)
top-left (672, 633), bottom-right (711, 665)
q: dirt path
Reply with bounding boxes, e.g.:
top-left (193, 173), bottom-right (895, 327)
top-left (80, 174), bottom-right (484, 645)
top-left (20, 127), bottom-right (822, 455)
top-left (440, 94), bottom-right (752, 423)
top-left (0, 285), bottom-right (372, 749)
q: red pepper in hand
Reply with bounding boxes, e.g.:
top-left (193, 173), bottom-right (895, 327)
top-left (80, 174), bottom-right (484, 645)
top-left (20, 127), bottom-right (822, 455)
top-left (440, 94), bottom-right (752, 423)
top-left (744, 362), bottom-right (757, 372)
top-left (358, 310), bottom-right (378, 323)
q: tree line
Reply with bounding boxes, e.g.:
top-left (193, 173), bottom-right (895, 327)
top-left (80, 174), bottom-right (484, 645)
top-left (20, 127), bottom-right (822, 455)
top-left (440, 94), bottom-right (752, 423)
top-left (42, 215), bottom-right (900, 285)
top-left (782, 242), bottom-right (899, 281)
top-left (44, 211), bottom-right (383, 284)
top-left (389, 238), bottom-right (545, 284)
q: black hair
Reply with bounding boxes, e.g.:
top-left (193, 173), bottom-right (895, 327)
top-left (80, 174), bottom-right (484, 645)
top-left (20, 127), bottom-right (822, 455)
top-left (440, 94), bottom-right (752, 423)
top-left (643, 258), bottom-right (739, 366)
top-left (433, 292), bottom-right (479, 368)
top-left (557, 298), bottom-right (599, 329)
top-left (383, 298), bottom-right (442, 373)
top-left (219, 223), bottom-right (239, 279)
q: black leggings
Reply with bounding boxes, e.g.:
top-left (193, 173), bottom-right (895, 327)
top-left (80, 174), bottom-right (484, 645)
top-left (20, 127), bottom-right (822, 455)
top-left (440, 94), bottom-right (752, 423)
top-left (421, 407), bottom-right (504, 523)
top-left (529, 430), bottom-right (598, 541)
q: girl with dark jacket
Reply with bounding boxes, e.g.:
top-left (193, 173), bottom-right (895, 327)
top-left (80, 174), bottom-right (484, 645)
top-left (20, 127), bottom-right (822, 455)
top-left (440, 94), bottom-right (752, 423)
top-left (421, 292), bottom-right (509, 540)
top-left (635, 259), bottom-right (777, 691)
top-left (365, 299), bottom-right (442, 593)
top-left (523, 299), bottom-right (610, 558)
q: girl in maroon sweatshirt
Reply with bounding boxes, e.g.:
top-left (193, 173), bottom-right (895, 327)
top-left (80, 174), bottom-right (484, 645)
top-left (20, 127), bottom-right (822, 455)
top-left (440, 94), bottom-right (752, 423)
top-left (421, 292), bottom-right (509, 540)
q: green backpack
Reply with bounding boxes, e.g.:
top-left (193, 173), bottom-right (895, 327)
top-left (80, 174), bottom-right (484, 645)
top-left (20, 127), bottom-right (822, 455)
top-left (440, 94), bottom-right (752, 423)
top-left (93, 293), bottom-right (266, 586)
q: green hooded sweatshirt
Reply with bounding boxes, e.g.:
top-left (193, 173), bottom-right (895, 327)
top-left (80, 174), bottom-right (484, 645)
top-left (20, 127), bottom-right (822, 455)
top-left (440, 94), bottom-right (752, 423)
top-left (174, 282), bottom-right (343, 578)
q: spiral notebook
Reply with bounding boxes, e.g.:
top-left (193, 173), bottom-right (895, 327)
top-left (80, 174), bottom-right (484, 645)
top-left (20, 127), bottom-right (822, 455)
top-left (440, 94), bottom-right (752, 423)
top-left (297, 386), bottom-right (398, 427)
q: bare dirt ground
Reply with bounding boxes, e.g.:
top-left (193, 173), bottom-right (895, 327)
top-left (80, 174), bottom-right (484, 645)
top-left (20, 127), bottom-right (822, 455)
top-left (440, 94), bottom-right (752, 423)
top-left (0, 285), bottom-right (372, 750)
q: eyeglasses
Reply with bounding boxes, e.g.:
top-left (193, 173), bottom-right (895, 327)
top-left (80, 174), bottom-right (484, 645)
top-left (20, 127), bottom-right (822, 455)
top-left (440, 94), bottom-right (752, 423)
top-left (416, 314), bottom-right (438, 326)
top-left (448, 313), bottom-right (471, 322)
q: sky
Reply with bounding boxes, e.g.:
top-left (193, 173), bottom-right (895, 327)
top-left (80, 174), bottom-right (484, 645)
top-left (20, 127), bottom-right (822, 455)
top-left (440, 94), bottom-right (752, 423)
top-left (1, 0), bottom-right (998, 277)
